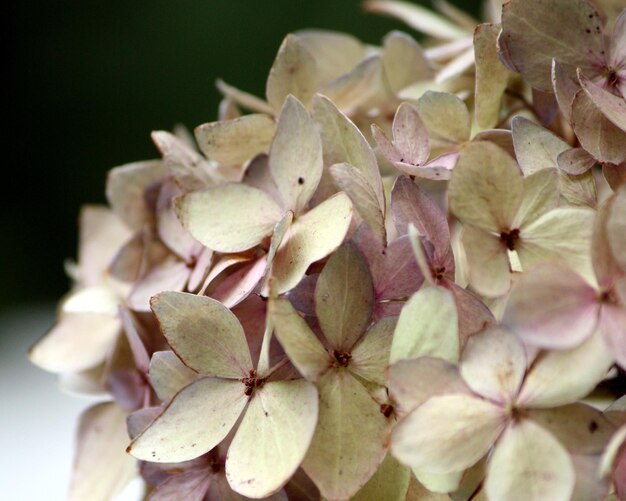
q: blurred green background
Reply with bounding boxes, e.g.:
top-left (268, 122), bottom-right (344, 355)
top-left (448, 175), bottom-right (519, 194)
top-left (6, 0), bottom-right (481, 314)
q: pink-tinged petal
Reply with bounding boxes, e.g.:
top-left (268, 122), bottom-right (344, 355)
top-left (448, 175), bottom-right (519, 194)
top-left (485, 419), bottom-right (575, 501)
top-left (424, 151), bottom-right (459, 171)
top-left (391, 176), bottom-right (450, 260)
top-left (175, 183), bottom-right (283, 253)
top-left (285, 274), bottom-right (317, 316)
top-left (187, 247), bottom-right (213, 292)
top-left (269, 298), bottom-right (329, 382)
top-left (502, 263), bottom-right (599, 349)
top-left (156, 180), bottom-right (200, 260)
top-left (266, 34), bottom-right (318, 112)
top-left (387, 357), bottom-right (469, 416)
top-left (200, 253), bottom-right (252, 295)
top-left (391, 394), bottom-right (505, 474)
top-left (462, 226), bottom-right (511, 298)
top-left (600, 425), bottom-right (626, 498)
top-left (557, 147), bottom-right (597, 175)
top-left (571, 89), bottom-right (626, 165)
top-left (374, 235), bottom-right (424, 301)
top-left (270, 192), bottom-right (353, 295)
top-left (270, 96), bottom-right (323, 215)
top-left (226, 380), bottom-right (318, 498)
top-left (128, 377), bottom-right (248, 463)
top-left (518, 332), bottom-right (613, 408)
top-left (127, 259), bottom-right (190, 312)
top-left (395, 163), bottom-right (453, 181)
top-left (500, 0), bottom-right (604, 92)
top-left (599, 304), bottom-right (626, 369)
top-left (474, 23), bottom-right (512, 129)
top-left (69, 403), bottom-right (136, 501)
top-left (211, 256), bottom-right (267, 309)
top-left (511, 116), bottom-right (569, 175)
top-left (106, 368), bottom-right (146, 411)
top-left (373, 301), bottom-right (405, 321)
top-left (302, 370), bottom-right (388, 500)
top-left (315, 243), bottom-right (374, 351)
top-left (78, 206), bottom-right (133, 287)
top-left (118, 306), bottom-right (150, 373)
top-left (106, 160), bottom-right (167, 231)
top-left (127, 406), bottom-right (161, 439)
top-left (150, 469), bottom-right (212, 501)
top-left (592, 199), bottom-right (623, 289)
top-left (579, 72), bottom-right (626, 133)
top-left (603, 162), bottom-right (626, 190)
top-left (473, 129), bottom-right (515, 157)
top-left (527, 403), bottom-right (616, 455)
top-left (607, 184), bottom-right (626, 271)
top-left (569, 454), bottom-right (611, 501)
top-left (460, 328), bottom-right (526, 405)
top-left (532, 88), bottom-right (559, 126)
top-left (382, 31), bottom-right (433, 95)
top-left (551, 59), bottom-right (579, 123)
top-left (392, 102), bottom-right (430, 166)
top-left (195, 114), bottom-right (276, 167)
top-left (151, 292), bottom-right (253, 378)
top-left (444, 280), bottom-right (494, 340)
top-left (371, 123), bottom-right (403, 165)
top-left (330, 162), bottom-right (386, 245)
top-left (450, 142), bottom-right (523, 233)
top-left (242, 154), bottom-right (283, 205)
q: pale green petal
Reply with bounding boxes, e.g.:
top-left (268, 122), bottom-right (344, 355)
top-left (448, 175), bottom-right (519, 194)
top-left (462, 226), bottom-right (511, 298)
top-left (266, 34), bottom-right (318, 112)
top-left (607, 184), bottom-right (626, 272)
top-left (270, 193), bottom-right (353, 294)
top-left (413, 469), bottom-right (463, 494)
top-left (390, 286), bottom-right (459, 364)
top-left (106, 160), bottom-right (167, 231)
top-left (195, 114), bottom-right (276, 166)
top-left (351, 316), bottom-right (397, 386)
top-left (351, 454), bottom-right (411, 501)
top-left (511, 116), bottom-right (569, 175)
top-left (382, 31), bottom-right (433, 94)
top-left (485, 419), bottom-right (575, 501)
top-left (449, 141), bottom-right (523, 232)
top-left (514, 168), bottom-right (559, 229)
top-left (302, 370), bottom-right (388, 500)
top-left (128, 377), bottom-right (247, 462)
top-left (151, 291), bottom-right (252, 378)
top-left (312, 94), bottom-right (384, 210)
top-left (226, 380), bottom-right (318, 498)
top-left (391, 394), bottom-right (504, 473)
top-left (460, 328), bottom-right (526, 404)
top-left (149, 351), bottom-right (200, 403)
top-left (270, 96), bottom-right (323, 214)
top-left (387, 357), bottom-right (469, 416)
top-left (417, 91), bottom-right (470, 143)
top-left (315, 242), bottom-right (374, 351)
top-left (175, 183), bottom-right (282, 253)
top-left (474, 23), bottom-right (511, 129)
top-left (269, 298), bottom-right (330, 382)
top-left (330, 163), bottom-right (386, 245)
top-left (518, 333), bottom-right (613, 408)
top-left (69, 403), bottom-right (136, 501)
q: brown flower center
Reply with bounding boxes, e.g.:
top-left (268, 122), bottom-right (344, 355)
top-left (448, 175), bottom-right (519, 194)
top-left (242, 369), bottom-right (265, 396)
top-left (333, 350), bottom-right (352, 368)
top-left (500, 228), bottom-right (520, 251)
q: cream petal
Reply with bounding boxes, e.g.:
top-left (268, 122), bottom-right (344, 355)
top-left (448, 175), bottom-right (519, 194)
top-left (460, 328), bottom-right (527, 405)
top-left (351, 316), bottom-right (397, 386)
top-left (315, 242), bottom-right (374, 351)
top-left (485, 418), bottom-right (575, 501)
top-left (598, 304), bottom-right (626, 369)
top-left (226, 380), bottom-right (318, 498)
top-left (128, 377), bottom-right (247, 463)
top-left (502, 263), bottom-right (599, 349)
top-left (69, 403), bottom-right (136, 501)
top-left (270, 96), bottom-right (323, 214)
top-left (216, 79), bottom-right (274, 115)
top-left (518, 333), bottom-right (613, 408)
top-left (474, 23), bottom-right (511, 129)
top-left (462, 226), bottom-right (511, 298)
top-left (151, 291), bottom-right (253, 378)
top-left (417, 91), bottom-right (470, 144)
top-left (382, 31), bottom-right (434, 94)
top-left (269, 298), bottom-right (330, 382)
top-left (149, 351), bottom-right (200, 403)
top-left (351, 454), bottom-right (411, 501)
top-left (270, 192), bottom-right (353, 294)
top-left (175, 183), bottom-right (282, 253)
top-left (266, 34), bottom-right (318, 112)
top-left (387, 357), bottom-right (469, 416)
top-left (607, 184), bottom-right (626, 272)
top-left (127, 259), bottom-right (190, 312)
top-left (390, 286), bottom-right (459, 364)
top-left (302, 370), bottom-right (388, 500)
top-left (391, 394), bottom-right (505, 474)
top-left (514, 168), bottom-right (559, 229)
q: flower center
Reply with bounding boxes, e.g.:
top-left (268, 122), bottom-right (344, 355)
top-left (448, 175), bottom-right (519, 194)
top-left (332, 350), bottom-right (352, 368)
top-left (242, 369), bottom-right (265, 396)
top-left (500, 228), bottom-right (520, 251)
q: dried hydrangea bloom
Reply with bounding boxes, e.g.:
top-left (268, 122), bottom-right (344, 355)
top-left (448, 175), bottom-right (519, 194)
top-left (129, 291), bottom-right (318, 498)
top-left (503, 185), bottom-right (626, 364)
top-left (271, 243), bottom-right (396, 499)
top-left (449, 141), bottom-right (595, 297)
top-left (389, 328), bottom-right (615, 500)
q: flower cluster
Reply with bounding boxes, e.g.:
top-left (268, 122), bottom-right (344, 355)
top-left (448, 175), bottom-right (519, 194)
top-left (31, 0), bottom-right (626, 500)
